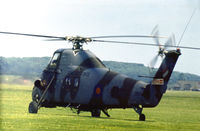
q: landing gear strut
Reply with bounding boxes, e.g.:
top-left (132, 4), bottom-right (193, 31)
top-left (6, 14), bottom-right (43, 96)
top-left (133, 105), bottom-right (146, 121)
top-left (102, 109), bottom-right (110, 117)
top-left (28, 75), bottom-right (55, 114)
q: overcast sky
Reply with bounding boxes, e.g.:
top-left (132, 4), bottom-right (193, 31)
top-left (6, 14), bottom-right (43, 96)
top-left (0, 0), bottom-right (200, 75)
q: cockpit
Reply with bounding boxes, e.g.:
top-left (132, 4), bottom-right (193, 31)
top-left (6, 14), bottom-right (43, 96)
top-left (48, 52), bottom-right (61, 68)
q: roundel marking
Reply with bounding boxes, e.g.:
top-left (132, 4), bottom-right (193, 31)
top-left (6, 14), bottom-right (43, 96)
top-left (96, 87), bottom-right (101, 95)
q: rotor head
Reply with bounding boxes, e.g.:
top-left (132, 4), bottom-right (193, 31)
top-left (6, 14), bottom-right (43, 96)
top-left (65, 36), bottom-right (92, 50)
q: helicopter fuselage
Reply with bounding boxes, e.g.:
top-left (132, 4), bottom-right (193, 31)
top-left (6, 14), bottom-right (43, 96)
top-left (31, 48), bottom-right (181, 120)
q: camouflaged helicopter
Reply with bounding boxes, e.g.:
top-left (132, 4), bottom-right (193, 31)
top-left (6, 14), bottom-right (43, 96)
top-left (0, 30), bottom-right (200, 121)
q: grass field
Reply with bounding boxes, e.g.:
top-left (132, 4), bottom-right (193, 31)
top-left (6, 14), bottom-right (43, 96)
top-left (0, 84), bottom-right (200, 131)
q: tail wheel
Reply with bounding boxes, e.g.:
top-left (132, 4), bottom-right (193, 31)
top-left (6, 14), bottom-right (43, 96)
top-left (91, 109), bottom-right (101, 117)
top-left (28, 101), bottom-right (38, 113)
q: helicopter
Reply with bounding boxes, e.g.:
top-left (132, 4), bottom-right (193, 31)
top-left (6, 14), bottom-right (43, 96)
top-left (0, 29), bottom-right (200, 121)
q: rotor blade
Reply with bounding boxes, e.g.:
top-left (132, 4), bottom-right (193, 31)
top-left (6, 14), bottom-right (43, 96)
top-left (93, 39), bottom-right (200, 50)
top-left (0, 31), bottom-right (66, 39)
top-left (149, 55), bottom-right (159, 68)
top-left (44, 38), bottom-right (66, 41)
top-left (151, 25), bottom-right (160, 46)
top-left (176, 45), bottom-right (200, 50)
top-left (90, 35), bottom-right (167, 39)
top-left (93, 39), bottom-right (161, 47)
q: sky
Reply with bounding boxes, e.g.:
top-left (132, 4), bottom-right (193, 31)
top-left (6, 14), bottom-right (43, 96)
top-left (0, 0), bottom-right (200, 75)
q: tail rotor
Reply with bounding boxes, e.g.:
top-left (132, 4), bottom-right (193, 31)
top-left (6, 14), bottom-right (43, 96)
top-left (149, 26), bottom-right (176, 68)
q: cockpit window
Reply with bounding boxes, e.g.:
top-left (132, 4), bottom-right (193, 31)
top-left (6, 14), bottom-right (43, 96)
top-left (49, 53), bottom-right (60, 68)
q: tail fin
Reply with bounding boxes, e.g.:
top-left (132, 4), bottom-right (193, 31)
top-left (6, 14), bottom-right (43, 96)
top-left (152, 49), bottom-right (181, 93)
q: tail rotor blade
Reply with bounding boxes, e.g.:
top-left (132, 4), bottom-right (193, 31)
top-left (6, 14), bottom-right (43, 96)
top-left (164, 36), bottom-right (173, 50)
top-left (151, 25), bottom-right (159, 36)
top-left (164, 34), bottom-right (176, 50)
top-left (172, 34), bottom-right (176, 46)
top-left (151, 25), bottom-right (161, 47)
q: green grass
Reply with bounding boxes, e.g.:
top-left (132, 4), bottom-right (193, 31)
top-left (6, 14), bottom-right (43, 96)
top-left (0, 84), bottom-right (200, 131)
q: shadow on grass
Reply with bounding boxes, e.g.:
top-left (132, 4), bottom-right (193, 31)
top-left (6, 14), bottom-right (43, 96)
top-left (35, 109), bottom-right (155, 123)
top-left (74, 114), bottom-right (155, 122)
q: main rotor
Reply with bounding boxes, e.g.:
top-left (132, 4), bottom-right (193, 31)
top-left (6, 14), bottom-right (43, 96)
top-left (0, 31), bottom-right (200, 51)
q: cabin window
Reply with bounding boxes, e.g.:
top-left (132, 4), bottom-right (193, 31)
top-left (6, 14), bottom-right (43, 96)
top-left (74, 78), bottom-right (79, 87)
top-left (65, 77), bottom-right (71, 86)
top-left (49, 53), bottom-right (60, 68)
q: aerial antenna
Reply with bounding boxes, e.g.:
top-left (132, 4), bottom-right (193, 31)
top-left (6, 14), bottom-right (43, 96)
top-left (177, 8), bottom-right (196, 47)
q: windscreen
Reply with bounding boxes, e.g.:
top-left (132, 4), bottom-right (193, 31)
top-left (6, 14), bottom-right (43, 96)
top-left (48, 53), bottom-right (60, 68)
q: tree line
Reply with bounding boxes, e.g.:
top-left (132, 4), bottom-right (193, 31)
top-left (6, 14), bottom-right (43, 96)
top-left (0, 56), bottom-right (200, 84)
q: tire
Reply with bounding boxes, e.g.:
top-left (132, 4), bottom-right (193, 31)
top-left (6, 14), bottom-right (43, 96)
top-left (91, 109), bottom-right (101, 117)
top-left (139, 114), bottom-right (145, 121)
top-left (32, 87), bottom-right (42, 103)
top-left (28, 101), bottom-right (38, 113)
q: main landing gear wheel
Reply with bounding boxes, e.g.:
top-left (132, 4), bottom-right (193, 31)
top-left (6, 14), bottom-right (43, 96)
top-left (91, 109), bottom-right (101, 117)
top-left (139, 114), bottom-right (145, 121)
top-left (28, 101), bottom-right (38, 113)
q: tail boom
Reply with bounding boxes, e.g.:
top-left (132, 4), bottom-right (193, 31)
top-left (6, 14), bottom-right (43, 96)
top-left (143, 49), bottom-right (181, 107)
top-left (154, 49), bottom-right (181, 93)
